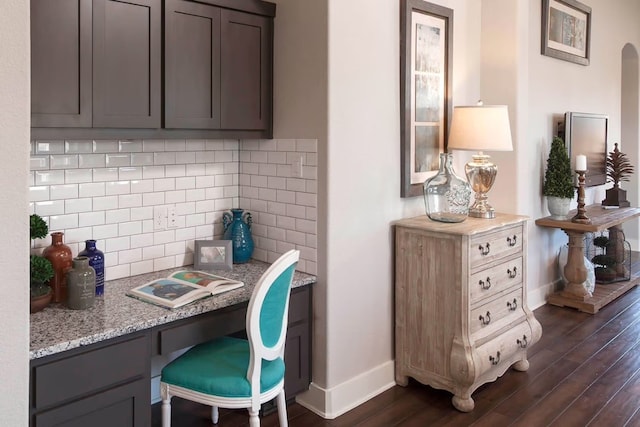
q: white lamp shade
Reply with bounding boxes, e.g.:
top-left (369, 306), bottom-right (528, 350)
top-left (447, 105), bottom-right (513, 152)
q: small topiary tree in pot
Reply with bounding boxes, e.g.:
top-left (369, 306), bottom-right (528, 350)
top-left (543, 136), bottom-right (575, 219)
top-left (30, 214), bottom-right (54, 301)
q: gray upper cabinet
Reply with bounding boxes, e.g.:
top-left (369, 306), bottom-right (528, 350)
top-left (165, 1), bottom-right (273, 133)
top-left (31, 0), bottom-right (92, 127)
top-left (31, 0), bottom-right (274, 138)
top-left (221, 9), bottom-right (272, 131)
top-left (93, 0), bottom-right (161, 128)
top-left (164, 0), bottom-right (222, 129)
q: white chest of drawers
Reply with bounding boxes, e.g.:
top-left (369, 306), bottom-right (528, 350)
top-left (394, 214), bottom-right (542, 412)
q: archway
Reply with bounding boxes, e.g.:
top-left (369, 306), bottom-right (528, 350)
top-left (621, 43), bottom-right (639, 249)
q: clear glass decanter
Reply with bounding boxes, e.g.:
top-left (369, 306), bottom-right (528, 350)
top-left (423, 153), bottom-right (472, 223)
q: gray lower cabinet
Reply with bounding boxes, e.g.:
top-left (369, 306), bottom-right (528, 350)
top-left (30, 286), bottom-right (311, 426)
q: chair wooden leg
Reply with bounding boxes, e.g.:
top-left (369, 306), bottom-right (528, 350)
top-left (248, 408), bottom-right (260, 427)
top-left (161, 397), bottom-right (172, 427)
top-left (276, 390), bottom-right (288, 427)
top-left (211, 406), bottom-right (219, 424)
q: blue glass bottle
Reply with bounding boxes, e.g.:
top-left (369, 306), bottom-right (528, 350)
top-left (78, 239), bottom-right (105, 295)
top-left (222, 208), bottom-right (254, 263)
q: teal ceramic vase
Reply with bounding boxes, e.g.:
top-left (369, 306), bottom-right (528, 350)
top-left (222, 208), bottom-right (254, 263)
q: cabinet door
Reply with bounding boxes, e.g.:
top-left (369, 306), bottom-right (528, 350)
top-left (220, 9), bottom-right (272, 131)
top-left (164, 0), bottom-right (221, 129)
top-left (31, 0), bottom-right (92, 127)
top-left (33, 379), bottom-right (149, 427)
top-left (92, 0), bottom-right (161, 128)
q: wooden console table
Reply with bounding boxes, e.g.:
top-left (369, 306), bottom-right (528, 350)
top-left (536, 205), bottom-right (640, 314)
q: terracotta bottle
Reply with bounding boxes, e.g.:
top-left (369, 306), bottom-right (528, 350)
top-left (43, 232), bottom-right (73, 303)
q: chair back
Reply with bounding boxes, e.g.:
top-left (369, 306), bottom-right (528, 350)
top-left (245, 249), bottom-right (300, 403)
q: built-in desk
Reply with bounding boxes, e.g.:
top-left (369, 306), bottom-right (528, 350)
top-left (29, 260), bottom-right (315, 427)
top-left (536, 205), bottom-right (640, 313)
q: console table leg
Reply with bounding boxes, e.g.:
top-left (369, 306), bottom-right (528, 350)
top-left (562, 230), bottom-right (590, 300)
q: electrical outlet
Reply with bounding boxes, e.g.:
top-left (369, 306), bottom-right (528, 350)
top-left (291, 154), bottom-right (304, 178)
top-left (167, 206), bottom-right (178, 229)
top-left (154, 206), bottom-right (167, 230)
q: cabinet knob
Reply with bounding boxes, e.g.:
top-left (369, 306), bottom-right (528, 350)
top-left (489, 351), bottom-right (501, 365)
top-left (507, 298), bottom-right (518, 311)
top-left (517, 335), bottom-right (528, 348)
top-left (478, 243), bottom-right (491, 256)
top-left (479, 277), bottom-right (492, 290)
top-left (479, 311), bottom-right (491, 326)
top-left (507, 235), bottom-right (517, 247)
top-left (507, 266), bottom-right (517, 279)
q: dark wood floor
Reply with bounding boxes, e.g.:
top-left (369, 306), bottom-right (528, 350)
top-left (152, 285), bottom-right (640, 426)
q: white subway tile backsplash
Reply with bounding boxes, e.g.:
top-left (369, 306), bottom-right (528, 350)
top-left (131, 153), bottom-right (154, 166)
top-left (50, 155), bottom-right (79, 169)
top-left (107, 264), bottom-right (130, 281)
top-left (49, 213), bottom-right (79, 230)
top-left (131, 179), bottom-right (154, 194)
top-left (65, 168), bottom-right (93, 184)
top-left (106, 181), bottom-right (131, 196)
top-left (94, 140), bottom-right (119, 153)
top-left (37, 141), bottom-right (64, 154)
top-left (65, 198), bottom-right (92, 214)
top-left (65, 140), bottom-right (93, 154)
top-left (119, 194), bottom-right (143, 208)
top-left (30, 138), bottom-right (317, 279)
top-left (79, 211), bottom-right (105, 227)
top-left (30, 186), bottom-right (50, 202)
top-left (35, 200), bottom-right (65, 216)
top-left (93, 168), bottom-right (119, 182)
top-left (106, 209), bottom-right (131, 224)
top-left (119, 167), bottom-right (143, 181)
top-left (119, 140), bottom-right (143, 153)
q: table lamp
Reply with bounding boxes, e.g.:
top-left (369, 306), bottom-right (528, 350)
top-left (447, 104), bottom-right (513, 219)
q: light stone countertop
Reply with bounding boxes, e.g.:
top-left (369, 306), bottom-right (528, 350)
top-left (30, 260), bottom-right (316, 360)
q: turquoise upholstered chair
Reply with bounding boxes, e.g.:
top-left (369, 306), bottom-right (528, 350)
top-left (160, 249), bottom-right (300, 427)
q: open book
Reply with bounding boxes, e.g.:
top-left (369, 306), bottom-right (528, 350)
top-left (126, 270), bottom-right (244, 309)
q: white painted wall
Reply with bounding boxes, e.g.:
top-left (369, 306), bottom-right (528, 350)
top-left (0, 1), bottom-right (31, 424)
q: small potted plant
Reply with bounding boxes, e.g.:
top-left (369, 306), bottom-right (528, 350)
top-left (30, 214), bottom-right (54, 313)
top-left (591, 235), bottom-right (617, 283)
top-left (602, 143), bottom-right (634, 207)
top-left (543, 136), bottom-right (575, 219)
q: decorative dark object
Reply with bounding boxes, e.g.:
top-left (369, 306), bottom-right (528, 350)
top-left (541, 0), bottom-right (591, 66)
top-left (543, 136), bottom-right (575, 219)
top-left (571, 170), bottom-right (590, 224)
top-left (222, 208), bottom-right (254, 264)
top-left (66, 256), bottom-right (96, 310)
top-left (30, 214), bottom-right (54, 313)
top-left (423, 153), bottom-right (471, 223)
top-left (43, 231), bottom-right (73, 303)
top-left (602, 143), bottom-right (634, 207)
top-left (79, 239), bottom-right (105, 295)
top-left (587, 231), bottom-right (631, 284)
top-left (400, 0), bottom-right (453, 197)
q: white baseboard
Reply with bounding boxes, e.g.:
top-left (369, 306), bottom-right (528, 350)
top-left (528, 280), bottom-right (558, 309)
top-left (295, 360), bottom-right (396, 419)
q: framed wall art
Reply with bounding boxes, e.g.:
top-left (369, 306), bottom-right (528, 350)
top-left (194, 240), bottom-right (233, 271)
top-left (541, 0), bottom-right (591, 66)
top-left (400, 0), bottom-right (453, 198)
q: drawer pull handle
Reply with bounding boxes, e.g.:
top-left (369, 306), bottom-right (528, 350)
top-left (507, 298), bottom-right (518, 311)
top-left (479, 277), bottom-right (492, 290)
top-left (478, 243), bottom-right (491, 256)
top-left (517, 335), bottom-right (528, 348)
top-left (489, 351), bottom-right (501, 365)
top-left (507, 267), bottom-right (517, 279)
top-left (507, 235), bottom-right (517, 247)
top-left (479, 311), bottom-right (491, 326)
